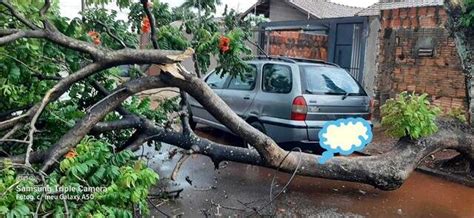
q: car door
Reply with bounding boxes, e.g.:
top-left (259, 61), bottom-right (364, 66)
top-left (219, 64), bottom-right (258, 118)
top-left (188, 71), bottom-right (230, 126)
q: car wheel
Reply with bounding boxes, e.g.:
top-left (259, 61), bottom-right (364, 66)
top-left (244, 121), bottom-right (266, 150)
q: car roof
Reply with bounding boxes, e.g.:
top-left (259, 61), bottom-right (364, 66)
top-left (245, 56), bottom-right (340, 67)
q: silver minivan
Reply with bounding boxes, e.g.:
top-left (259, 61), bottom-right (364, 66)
top-left (187, 57), bottom-right (373, 149)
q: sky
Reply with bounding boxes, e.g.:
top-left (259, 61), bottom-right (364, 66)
top-left (60, 0), bottom-right (379, 20)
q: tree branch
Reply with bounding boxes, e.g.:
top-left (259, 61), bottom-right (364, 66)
top-left (40, 76), bottom-right (168, 172)
top-left (0, 1), bottom-right (40, 30)
top-left (95, 20), bottom-right (128, 49)
top-left (153, 66), bottom-right (474, 190)
top-left (179, 91), bottom-right (193, 135)
top-left (122, 129), bottom-right (152, 151)
top-left (141, 0), bottom-right (159, 49)
top-left (0, 29), bottom-right (45, 45)
top-left (89, 81), bottom-right (131, 116)
top-left (159, 67), bottom-right (287, 166)
top-left (39, 0), bottom-right (51, 17)
top-left (0, 105), bottom-right (32, 121)
top-left (92, 116), bottom-right (143, 133)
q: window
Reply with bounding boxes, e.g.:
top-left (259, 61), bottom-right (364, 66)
top-left (205, 71), bottom-right (229, 89)
top-left (300, 65), bottom-right (364, 95)
top-left (262, 64), bottom-right (292, 93)
top-left (227, 65), bottom-right (257, 90)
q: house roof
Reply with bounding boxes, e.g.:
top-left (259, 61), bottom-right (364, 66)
top-left (288, 0), bottom-right (363, 19)
top-left (241, 0), bottom-right (363, 19)
top-left (356, 0), bottom-right (445, 16)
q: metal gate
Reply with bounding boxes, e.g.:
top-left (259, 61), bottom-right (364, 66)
top-left (259, 17), bottom-right (368, 83)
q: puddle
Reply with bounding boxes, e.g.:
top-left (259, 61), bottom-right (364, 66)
top-left (142, 127), bottom-right (474, 217)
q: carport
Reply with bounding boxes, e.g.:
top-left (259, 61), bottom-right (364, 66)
top-left (258, 17), bottom-right (368, 83)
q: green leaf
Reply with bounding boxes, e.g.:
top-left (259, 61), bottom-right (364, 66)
top-left (0, 206), bottom-right (9, 214)
top-left (9, 65), bottom-right (20, 80)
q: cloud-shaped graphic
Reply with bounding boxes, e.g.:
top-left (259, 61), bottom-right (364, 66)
top-left (318, 118), bottom-right (373, 164)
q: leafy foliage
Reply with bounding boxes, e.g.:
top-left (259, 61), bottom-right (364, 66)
top-left (381, 92), bottom-right (441, 139)
top-left (460, 0), bottom-right (474, 28)
top-left (0, 0), bottom-right (266, 216)
top-left (0, 160), bottom-right (35, 217)
top-left (128, 1), bottom-right (175, 34)
top-left (81, 8), bottom-right (139, 49)
top-left (446, 107), bottom-right (468, 123)
top-left (1, 138), bottom-right (158, 217)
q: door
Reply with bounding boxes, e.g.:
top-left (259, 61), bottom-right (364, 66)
top-left (334, 23), bottom-right (354, 72)
top-left (219, 64), bottom-right (258, 118)
top-left (188, 71), bottom-right (229, 125)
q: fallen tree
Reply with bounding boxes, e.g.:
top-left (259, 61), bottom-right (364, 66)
top-left (0, 0), bottom-right (473, 216)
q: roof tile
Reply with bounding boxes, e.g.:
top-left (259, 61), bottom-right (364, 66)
top-left (288, 0), bottom-right (363, 18)
top-left (356, 0), bottom-right (444, 16)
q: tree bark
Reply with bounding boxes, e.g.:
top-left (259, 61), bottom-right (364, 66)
top-left (156, 69), bottom-right (474, 190)
top-left (40, 76), bottom-right (168, 172)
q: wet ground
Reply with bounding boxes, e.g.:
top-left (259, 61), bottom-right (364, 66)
top-left (144, 126), bottom-right (474, 217)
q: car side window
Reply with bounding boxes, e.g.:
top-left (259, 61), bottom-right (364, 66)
top-left (227, 65), bottom-right (257, 90)
top-left (262, 64), bottom-right (292, 93)
top-left (205, 71), bottom-right (228, 89)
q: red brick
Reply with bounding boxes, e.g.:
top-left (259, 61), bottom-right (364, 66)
top-left (402, 18), bottom-right (411, 28)
top-left (392, 9), bottom-right (400, 18)
top-left (398, 84), bottom-right (407, 90)
top-left (411, 17), bottom-right (419, 28)
top-left (456, 90), bottom-right (466, 98)
top-left (396, 47), bottom-right (403, 56)
top-left (419, 16), bottom-right (437, 27)
top-left (439, 8), bottom-right (447, 16)
top-left (416, 86), bottom-right (426, 93)
top-left (408, 7), bottom-right (417, 17)
top-left (407, 85), bottom-right (416, 91)
top-left (435, 58), bottom-right (446, 66)
top-left (393, 68), bottom-right (401, 75)
top-left (426, 86), bottom-right (436, 95)
top-left (427, 6), bottom-right (437, 16)
top-left (383, 19), bottom-right (391, 29)
top-left (418, 7), bottom-right (428, 16)
top-left (452, 98), bottom-right (465, 106)
top-left (399, 8), bottom-right (408, 18)
top-left (407, 58), bottom-right (416, 65)
top-left (421, 58), bottom-right (435, 66)
top-left (391, 18), bottom-right (401, 28)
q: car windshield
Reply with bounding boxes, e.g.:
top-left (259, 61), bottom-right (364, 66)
top-left (300, 65), bottom-right (364, 95)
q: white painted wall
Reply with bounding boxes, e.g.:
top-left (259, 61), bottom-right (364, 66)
top-left (59, 0), bottom-right (129, 20)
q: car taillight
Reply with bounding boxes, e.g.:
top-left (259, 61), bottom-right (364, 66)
top-left (291, 96), bottom-right (307, 121)
top-left (368, 99), bottom-right (375, 120)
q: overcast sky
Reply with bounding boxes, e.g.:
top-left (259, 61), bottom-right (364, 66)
top-left (60, 0), bottom-right (379, 20)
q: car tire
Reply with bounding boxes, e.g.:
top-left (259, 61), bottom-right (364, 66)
top-left (243, 121), bottom-right (266, 150)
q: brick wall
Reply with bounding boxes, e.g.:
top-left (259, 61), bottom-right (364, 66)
top-left (374, 6), bottom-right (469, 119)
top-left (267, 31), bottom-right (328, 60)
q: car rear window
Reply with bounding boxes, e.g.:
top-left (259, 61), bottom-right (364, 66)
top-left (300, 65), bottom-right (364, 95)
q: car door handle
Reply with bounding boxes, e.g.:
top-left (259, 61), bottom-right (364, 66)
top-left (243, 96), bottom-right (250, 100)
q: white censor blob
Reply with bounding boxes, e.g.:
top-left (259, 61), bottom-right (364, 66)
top-left (318, 118), bottom-right (373, 164)
top-left (323, 122), bottom-right (369, 151)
